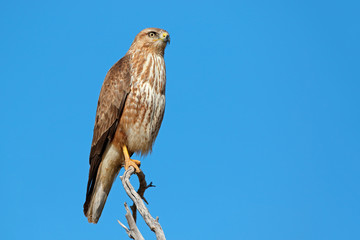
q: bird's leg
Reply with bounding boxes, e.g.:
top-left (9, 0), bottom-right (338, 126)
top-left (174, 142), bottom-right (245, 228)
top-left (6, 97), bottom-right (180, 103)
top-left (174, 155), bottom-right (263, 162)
top-left (122, 145), bottom-right (141, 173)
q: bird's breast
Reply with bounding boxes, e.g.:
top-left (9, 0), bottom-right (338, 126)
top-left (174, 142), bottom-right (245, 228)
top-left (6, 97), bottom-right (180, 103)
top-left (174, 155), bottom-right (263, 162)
top-left (120, 54), bottom-right (166, 154)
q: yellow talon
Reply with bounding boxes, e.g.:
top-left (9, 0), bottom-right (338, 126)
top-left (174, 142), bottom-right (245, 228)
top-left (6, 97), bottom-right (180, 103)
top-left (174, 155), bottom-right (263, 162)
top-left (122, 145), bottom-right (141, 173)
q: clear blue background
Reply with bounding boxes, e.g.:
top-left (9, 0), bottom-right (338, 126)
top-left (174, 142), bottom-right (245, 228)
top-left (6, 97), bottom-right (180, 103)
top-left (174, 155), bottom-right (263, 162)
top-left (1, 0), bottom-right (359, 239)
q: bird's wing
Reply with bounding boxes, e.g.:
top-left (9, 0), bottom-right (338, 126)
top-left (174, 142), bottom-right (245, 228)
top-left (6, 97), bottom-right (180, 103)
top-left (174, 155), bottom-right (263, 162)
top-left (85, 55), bottom-right (131, 203)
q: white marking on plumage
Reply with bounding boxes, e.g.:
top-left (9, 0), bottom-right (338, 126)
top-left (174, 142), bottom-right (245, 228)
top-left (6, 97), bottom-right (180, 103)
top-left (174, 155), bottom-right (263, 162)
top-left (126, 53), bottom-right (166, 154)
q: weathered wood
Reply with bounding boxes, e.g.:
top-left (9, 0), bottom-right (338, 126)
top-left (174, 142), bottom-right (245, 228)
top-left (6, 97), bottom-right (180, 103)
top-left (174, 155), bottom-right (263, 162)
top-left (130, 171), bottom-right (155, 222)
top-left (119, 167), bottom-right (166, 240)
top-left (118, 202), bottom-right (144, 240)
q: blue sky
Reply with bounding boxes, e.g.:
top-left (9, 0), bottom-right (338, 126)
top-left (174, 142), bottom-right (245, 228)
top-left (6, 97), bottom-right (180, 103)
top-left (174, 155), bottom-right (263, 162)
top-left (1, 0), bottom-right (359, 239)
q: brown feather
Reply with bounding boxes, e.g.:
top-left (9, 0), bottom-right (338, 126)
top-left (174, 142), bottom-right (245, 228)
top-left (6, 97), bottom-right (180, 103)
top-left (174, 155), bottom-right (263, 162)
top-left (84, 55), bottom-right (131, 215)
top-left (84, 28), bottom-right (170, 223)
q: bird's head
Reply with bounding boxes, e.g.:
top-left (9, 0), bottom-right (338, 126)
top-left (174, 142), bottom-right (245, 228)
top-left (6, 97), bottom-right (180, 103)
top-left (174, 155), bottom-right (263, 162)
top-left (129, 28), bottom-right (170, 56)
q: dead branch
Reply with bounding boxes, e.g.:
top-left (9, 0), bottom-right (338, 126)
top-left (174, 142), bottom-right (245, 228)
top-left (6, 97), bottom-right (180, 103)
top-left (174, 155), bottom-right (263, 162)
top-left (130, 171), bottom-right (155, 222)
top-left (118, 167), bottom-right (166, 240)
top-left (117, 203), bottom-right (144, 240)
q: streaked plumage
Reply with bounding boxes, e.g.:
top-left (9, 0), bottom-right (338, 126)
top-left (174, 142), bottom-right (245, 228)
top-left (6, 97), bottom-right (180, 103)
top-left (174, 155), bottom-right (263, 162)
top-left (84, 28), bottom-right (170, 223)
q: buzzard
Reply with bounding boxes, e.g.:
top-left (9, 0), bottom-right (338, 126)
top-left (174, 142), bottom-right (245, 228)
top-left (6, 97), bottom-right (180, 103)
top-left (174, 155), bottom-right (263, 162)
top-left (84, 28), bottom-right (170, 223)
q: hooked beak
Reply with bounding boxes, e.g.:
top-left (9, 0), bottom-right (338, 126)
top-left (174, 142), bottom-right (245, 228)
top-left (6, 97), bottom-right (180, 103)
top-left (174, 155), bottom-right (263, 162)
top-left (160, 32), bottom-right (170, 44)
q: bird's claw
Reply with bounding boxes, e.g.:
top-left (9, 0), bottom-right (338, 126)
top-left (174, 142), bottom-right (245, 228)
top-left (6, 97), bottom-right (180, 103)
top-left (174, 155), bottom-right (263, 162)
top-left (125, 158), bottom-right (141, 173)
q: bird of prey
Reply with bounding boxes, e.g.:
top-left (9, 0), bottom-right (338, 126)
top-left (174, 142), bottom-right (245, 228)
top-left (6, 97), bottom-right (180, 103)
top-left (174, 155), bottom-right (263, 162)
top-left (84, 28), bottom-right (170, 223)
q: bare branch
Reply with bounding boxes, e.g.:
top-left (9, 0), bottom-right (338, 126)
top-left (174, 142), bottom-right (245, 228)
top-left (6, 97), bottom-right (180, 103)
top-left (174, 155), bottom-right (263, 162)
top-left (120, 167), bottom-right (166, 240)
top-left (130, 171), bottom-right (156, 222)
top-left (118, 203), bottom-right (144, 240)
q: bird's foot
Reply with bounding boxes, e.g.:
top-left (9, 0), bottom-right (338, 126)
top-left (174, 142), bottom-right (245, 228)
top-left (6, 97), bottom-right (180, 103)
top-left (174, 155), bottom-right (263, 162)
top-left (122, 145), bottom-right (141, 173)
top-left (124, 158), bottom-right (141, 173)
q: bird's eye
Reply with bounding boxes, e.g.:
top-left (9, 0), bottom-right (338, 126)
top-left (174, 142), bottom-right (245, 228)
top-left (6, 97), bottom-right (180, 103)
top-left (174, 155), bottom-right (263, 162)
top-left (148, 32), bottom-right (156, 38)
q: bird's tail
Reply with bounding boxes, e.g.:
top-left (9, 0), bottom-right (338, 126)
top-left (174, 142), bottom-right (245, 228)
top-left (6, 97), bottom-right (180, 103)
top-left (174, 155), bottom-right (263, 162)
top-left (83, 145), bottom-right (122, 223)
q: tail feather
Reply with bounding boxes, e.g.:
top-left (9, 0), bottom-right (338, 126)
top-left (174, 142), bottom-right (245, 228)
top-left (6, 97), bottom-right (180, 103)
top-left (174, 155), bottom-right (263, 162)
top-left (84, 144), bottom-right (122, 223)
